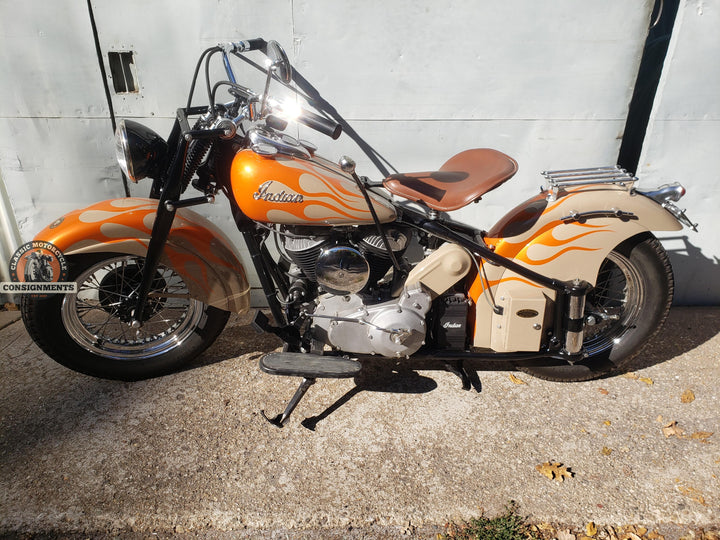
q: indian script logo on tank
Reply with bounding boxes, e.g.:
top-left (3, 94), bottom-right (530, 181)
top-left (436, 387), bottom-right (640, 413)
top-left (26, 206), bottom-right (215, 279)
top-left (2, 241), bottom-right (76, 296)
top-left (253, 181), bottom-right (304, 203)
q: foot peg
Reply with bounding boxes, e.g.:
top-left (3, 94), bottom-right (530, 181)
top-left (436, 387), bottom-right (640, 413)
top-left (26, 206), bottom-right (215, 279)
top-left (259, 352), bottom-right (361, 427)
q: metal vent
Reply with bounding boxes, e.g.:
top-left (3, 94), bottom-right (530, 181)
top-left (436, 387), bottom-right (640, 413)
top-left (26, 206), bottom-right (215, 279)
top-left (108, 51), bottom-right (139, 93)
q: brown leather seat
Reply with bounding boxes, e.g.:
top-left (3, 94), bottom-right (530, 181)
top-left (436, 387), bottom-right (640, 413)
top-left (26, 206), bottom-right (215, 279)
top-left (382, 148), bottom-right (518, 212)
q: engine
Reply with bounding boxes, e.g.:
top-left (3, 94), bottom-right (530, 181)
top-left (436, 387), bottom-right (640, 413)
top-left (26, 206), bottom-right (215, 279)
top-left (311, 282), bottom-right (432, 357)
top-left (281, 226), bottom-right (473, 358)
top-left (282, 225), bottom-right (408, 295)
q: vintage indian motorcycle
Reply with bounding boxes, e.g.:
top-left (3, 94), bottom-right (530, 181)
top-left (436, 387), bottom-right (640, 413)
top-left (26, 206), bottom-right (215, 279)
top-left (21, 39), bottom-right (697, 425)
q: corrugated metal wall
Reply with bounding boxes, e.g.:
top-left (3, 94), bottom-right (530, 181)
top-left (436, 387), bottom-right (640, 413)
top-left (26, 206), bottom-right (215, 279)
top-left (1, 0), bottom-right (717, 303)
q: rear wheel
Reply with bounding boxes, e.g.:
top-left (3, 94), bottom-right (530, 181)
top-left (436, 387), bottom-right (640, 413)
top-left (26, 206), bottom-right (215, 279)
top-left (520, 233), bottom-right (673, 382)
top-left (21, 254), bottom-right (229, 380)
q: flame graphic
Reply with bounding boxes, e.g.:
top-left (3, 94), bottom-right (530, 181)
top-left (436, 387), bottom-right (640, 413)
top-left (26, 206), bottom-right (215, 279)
top-left (34, 198), bottom-right (249, 311)
top-left (231, 150), bottom-right (395, 225)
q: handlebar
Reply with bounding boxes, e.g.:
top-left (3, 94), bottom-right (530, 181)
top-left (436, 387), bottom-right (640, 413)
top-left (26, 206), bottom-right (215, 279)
top-left (222, 38), bottom-right (267, 54)
top-left (214, 39), bottom-right (342, 140)
top-left (297, 109), bottom-right (342, 140)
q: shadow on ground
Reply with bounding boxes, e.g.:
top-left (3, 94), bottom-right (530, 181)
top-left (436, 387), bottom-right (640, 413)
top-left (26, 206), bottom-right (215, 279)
top-left (202, 307), bottom-right (719, 429)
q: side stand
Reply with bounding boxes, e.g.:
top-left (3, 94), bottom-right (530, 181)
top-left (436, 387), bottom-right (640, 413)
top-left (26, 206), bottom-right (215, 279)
top-left (258, 352), bottom-right (362, 428)
top-left (261, 378), bottom-right (315, 427)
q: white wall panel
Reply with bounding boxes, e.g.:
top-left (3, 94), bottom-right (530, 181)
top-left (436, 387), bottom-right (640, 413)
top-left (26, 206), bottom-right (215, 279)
top-left (91, 0), bottom-right (294, 118)
top-left (0, 118), bottom-right (122, 236)
top-left (291, 0), bottom-right (651, 121)
top-left (0, 1), bottom-right (120, 250)
top-left (638, 0), bottom-right (720, 304)
top-left (0, 2), bottom-right (108, 118)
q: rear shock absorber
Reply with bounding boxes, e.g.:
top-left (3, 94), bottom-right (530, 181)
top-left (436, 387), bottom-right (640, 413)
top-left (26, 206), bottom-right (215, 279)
top-left (564, 279), bottom-right (591, 355)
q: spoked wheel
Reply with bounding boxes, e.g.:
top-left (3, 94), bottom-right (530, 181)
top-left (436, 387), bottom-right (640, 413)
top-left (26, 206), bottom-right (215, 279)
top-left (21, 254), bottom-right (229, 380)
top-left (520, 233), bottom-right (674, 382)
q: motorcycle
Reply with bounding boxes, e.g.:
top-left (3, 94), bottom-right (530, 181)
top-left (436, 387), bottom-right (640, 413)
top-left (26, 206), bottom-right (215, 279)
top-left (20, 39), bottom-right (697, 426)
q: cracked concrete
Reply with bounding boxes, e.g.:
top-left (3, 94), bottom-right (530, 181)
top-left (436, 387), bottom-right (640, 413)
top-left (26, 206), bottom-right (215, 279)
top-left (0, 307), bottom-right (719, 538)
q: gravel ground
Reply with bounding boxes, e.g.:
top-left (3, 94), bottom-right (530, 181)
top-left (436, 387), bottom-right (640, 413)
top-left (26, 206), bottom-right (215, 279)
top-left (1, 307), bottom-right (719, 538)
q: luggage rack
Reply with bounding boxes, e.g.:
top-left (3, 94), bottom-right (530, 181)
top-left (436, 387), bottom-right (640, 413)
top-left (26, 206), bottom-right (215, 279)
top-left (543, 166), bottom-right (637, 201)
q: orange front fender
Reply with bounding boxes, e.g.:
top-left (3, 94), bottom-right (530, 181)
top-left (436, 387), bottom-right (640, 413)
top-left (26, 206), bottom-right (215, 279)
top-left (35, 198), bottom-right (250, 313)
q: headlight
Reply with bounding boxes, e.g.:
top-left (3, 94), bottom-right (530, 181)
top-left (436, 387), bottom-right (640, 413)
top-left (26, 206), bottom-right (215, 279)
top-left (114, 119), bottom-right (168, 183)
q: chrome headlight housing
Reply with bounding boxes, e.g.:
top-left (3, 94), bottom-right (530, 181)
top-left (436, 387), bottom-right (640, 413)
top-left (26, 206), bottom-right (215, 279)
top-left (114, 119), bottom-right (168, 182)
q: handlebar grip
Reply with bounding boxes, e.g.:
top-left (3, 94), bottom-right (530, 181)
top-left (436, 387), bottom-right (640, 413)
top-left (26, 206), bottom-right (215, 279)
top-left (297, 110), bottom-right (342, 140)
top-left (230, 38), bottom-right (267, 52)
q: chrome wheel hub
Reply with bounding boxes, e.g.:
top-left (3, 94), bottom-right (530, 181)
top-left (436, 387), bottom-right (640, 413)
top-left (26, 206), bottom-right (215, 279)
top-left (583, 251), bottom-right (645, 356)
top-left (62, 256), bottom-right (202, 360)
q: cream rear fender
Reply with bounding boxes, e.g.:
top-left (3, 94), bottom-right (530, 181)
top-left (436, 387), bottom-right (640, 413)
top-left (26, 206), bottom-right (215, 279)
top-left (33, 198), bottom-right (251, 313)
top-left (470, 184), bottom-right (683, 350)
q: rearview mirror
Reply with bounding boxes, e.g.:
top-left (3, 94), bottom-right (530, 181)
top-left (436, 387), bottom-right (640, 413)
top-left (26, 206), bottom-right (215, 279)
top-left (266, 40), bottom-right (292, 83)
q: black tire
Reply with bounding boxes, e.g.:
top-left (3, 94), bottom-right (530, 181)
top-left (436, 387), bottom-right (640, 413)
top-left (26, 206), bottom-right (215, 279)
top-left (519, 233), bottom-right (673, 382)
top-left (21, 253), bottom-right (229, 380)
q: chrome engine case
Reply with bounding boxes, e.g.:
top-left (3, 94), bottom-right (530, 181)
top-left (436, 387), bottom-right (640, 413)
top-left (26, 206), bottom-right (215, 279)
top-left (311, 283), bottom-right (432, 357)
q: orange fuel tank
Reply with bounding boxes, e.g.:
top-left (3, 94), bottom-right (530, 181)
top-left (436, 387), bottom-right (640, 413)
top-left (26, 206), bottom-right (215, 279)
top-left (230, 149), bottom-right (396, 225)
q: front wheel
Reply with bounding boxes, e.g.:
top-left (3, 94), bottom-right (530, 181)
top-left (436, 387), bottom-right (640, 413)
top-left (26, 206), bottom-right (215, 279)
top-left (520, 233), bottom-right (674, 382)
top-left (21, 254), bottom-right (229, 380)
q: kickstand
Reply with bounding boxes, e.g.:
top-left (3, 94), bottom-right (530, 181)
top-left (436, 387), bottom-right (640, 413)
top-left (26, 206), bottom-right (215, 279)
top-left (444, 360), bottom-right (475, 392)
top-left (261, 377), bottom-right (316, 428)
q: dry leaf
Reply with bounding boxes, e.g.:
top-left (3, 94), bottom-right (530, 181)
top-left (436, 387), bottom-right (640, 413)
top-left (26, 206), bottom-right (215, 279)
top-left (556, 530), bottom-right (576, 540)
top-left (622, 372), bottom-right (639, 380)
top-left (586, 522), bottom-right (598, 537)
top-left (598, 388), bottom-right (609, 395)
top-left (681, 389), bottom-right (696, 403)
top-left (601, 446), bottom-right (613, 456)
top-left (636, 527), bottom-right (648, 537)
top-left (662, 420), bottom-right (685, 439)
top-left (536, 461), bottom-right (573, 482)
top-left (690, 431), bottom-right (713, 442)
top-left (647, 531), bottom-right (665, 540)
top-left (639, 377), bottom-right (654, 385)
top-left (656, 415), bottom-right (664, 424)
top-left (604, 420), bottom-right (612, 426)
top-left (677, 484), bottom-right (707, 505)
top-left (509, 373), bottom-right (527, 385)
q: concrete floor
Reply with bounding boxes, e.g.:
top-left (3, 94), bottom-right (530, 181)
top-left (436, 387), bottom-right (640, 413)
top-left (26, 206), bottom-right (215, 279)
top-left (1, 307), bottom-right (719, 538)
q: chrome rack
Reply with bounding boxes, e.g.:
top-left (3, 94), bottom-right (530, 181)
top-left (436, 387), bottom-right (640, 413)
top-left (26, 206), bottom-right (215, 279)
top-left (543, 166), bottom-right (637, 201)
